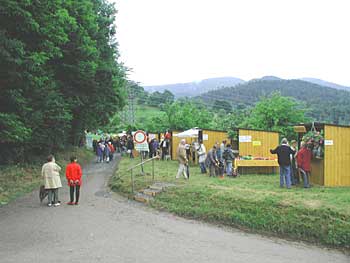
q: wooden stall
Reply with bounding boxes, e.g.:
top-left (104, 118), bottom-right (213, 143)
top-left (295, 123), bottom-right (350, 187)
top-left (170, 128), bottom-right (230, 161)
top-left (200, 128), bottom-right (230, 155)
top-left (235, 128), bottom-right (280, 174)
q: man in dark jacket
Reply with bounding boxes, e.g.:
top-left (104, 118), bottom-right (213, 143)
top-left (223, 144), bottom-right (235, 176)
top-left (126, 136), bottom-right (134, 159)
top-left (270, 138), bottom-right (296, 189)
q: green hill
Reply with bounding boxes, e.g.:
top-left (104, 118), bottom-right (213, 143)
top-left (198, 79), bottom-right (350, 125)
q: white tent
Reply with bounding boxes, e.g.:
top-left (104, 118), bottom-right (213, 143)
top-left (173, 128), bottom-right (200, 138)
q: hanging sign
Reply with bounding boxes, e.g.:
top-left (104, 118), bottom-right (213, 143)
top-left (324, 140), bottom-right (333, 146)
top-left (239, 135), bottom-right (252, 143)
top-left (252, 141), bottom-right (261, 146)
top-left (203, 134), bottom-right (209, 141)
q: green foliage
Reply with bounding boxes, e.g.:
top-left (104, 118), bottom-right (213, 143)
top-left (200, 79), bottom-right (350, 126)
top-left (212, 99), bottom-right (232, 113)
top-left (0, 0), bottom-right (126, 163)
top-left (245, 92), bottom-right (307, 139)
top-left (165, 100), bottom-right (213, 130)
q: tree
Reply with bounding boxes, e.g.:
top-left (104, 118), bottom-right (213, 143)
top-left (212, 100), bottom-right (232, 113)
top-left (0, 0), bottom-right (126, 163)
top-left (245, 92), bottom-right (308, 139)
top-left (165, 100), bottom-right (213, 130)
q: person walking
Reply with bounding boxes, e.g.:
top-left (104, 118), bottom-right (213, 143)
top-left (176, 139), bottom-right (188, 179)
top-left (270, 138), bottom-right (296, 189)
top-left (196, 140), bottom-right (207, 174)
top-left (65, 156), bottom-right (83, 205)
top-left (296, 141), bottom-right (312, 188)
top-left (97, 142), bottom-right (104, 163)
top-left (41, 155), bottom-right (62, 207)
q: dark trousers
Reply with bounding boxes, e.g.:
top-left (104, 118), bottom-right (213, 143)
top-left (70, 185), bottom-right (80, 203)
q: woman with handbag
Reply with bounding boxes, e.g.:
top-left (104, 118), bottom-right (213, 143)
top-left (41, 155), bottom-right (62, 207)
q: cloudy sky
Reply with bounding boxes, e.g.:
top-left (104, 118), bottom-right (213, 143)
top-left (112, 0), bottom-right (350, 86)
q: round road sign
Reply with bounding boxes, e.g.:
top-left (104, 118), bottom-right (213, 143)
top-left (133, 130), bottom-right (147, 144)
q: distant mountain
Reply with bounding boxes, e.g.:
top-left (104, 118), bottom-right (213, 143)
top-left (251, 76), bottom-right (282, 81)
top-left (299, 78), bottom-right (350, 91)
top-left (144, 77), bottom-right (245, 97)
top-left (198, 79), bottom-right (350, 125)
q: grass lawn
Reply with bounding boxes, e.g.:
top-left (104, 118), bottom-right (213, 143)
top-left (110, 157), bottom-right (350, 249)
top-left (0, 147), bottom-right (95, 206)
top-left (135, 105), bottom-right (167, 125)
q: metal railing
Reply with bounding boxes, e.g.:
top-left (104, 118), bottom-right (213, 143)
top-left (127, 155), bottom-right (160, 193)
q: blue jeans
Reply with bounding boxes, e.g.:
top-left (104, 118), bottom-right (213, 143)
top-left (199, 162), bottom-right (207, 173)
top-left (226, 162), bottom-right (232, 175)
top-left (299, 168), bottom-right (310, 188)
top-left (280, 165), bottom-right (292, 188)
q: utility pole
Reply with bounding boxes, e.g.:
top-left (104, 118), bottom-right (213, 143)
top-left (127, 82), bottom-right (135, 126)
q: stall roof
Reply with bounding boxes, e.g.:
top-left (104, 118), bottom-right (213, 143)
top-left (173, 128), bottom-right (199, 138)
top-left (233, 127), bottom-right (280, 133)
top-left (298, 122), bottom-right (350, 131)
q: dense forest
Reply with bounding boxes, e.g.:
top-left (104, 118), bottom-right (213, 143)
top-left (0, 0), bottom-right (126, 163)
top-left (198, 79), bottom-right (350, 125)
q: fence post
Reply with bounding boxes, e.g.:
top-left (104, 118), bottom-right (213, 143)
top-left (152, 158), bottom-right (155, 182)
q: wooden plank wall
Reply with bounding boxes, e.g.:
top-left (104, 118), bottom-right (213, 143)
top-left (238, 129), bottom-right (279, 158)
top-left (324, 125), bottom-right (350, 186)
top-left (202, 129), bottom-right (230, 153)
top-left (170, 129), bottom-right (230, 160)
top-left (310, 160), bottom-right (324, 185)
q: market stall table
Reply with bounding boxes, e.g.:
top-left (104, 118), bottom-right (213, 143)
top-left (235, 159), bottom-right (279, 174)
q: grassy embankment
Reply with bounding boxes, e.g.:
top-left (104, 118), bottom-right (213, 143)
top-left (110, 157), bottom-right (350, 249)
top-left (0, 147), bottom-right (94, 206)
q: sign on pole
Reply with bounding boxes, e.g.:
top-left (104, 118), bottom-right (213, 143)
top-left (133, 130), bottom-right (147, 144)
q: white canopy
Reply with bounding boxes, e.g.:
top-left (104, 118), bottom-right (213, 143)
top-left (173, 128), bottom-right (199, 138)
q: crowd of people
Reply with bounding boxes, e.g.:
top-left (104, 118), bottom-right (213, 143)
top-left (176, 139), bottom-right (238, 180)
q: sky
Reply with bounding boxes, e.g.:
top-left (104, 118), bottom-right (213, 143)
top-left (112, 0), bottom-right (350, 86)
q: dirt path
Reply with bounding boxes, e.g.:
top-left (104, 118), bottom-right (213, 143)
top-left (0, 155), bottom-right (348, 263)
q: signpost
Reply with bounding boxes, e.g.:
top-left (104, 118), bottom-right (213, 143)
top-left (133, 130), bottom-right (148, 174)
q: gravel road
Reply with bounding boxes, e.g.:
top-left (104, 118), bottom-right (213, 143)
top-left (0, 155), bottom-right (348, 263)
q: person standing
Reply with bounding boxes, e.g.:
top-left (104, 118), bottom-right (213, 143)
top-left (270, 138), bottom-right (296, 189)
top-left (65, 156), bottom-right (83, 205)
top-left (127, 136), bottom-right (134, 159)
top-left (207, 145), bottom-right (219, 177)
top-left (296, 141), bottom-right (312, 188)
top-left (176, 139), bottom-right (188, 179)
top-left (290, 140), bottom-right (299, 185)
top-left (160, 136), bottom-right (169, 160)
top-left (41, 155), bottom-right (62, 207)
top-left (223, 144), bottom-right (235, 176)
top-left (196, 140), bottom-right (207, 173)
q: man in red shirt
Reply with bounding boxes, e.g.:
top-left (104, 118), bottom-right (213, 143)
top-left (296, 142), bottom-right (312, 188)
top-left (65, 156), bottom-right (83, 205)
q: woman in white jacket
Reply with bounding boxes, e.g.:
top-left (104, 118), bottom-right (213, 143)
top-left (197, 140), bottom-right (207, 174)
top-left (41, 155), bottom-right (62, 207)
